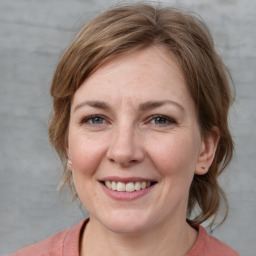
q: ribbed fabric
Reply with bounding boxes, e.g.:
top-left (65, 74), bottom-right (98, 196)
top-left (9, 219), bottom-right (239, 256)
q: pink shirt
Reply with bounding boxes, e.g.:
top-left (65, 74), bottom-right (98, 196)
top-left (9, 219), bottom-right (239, 256)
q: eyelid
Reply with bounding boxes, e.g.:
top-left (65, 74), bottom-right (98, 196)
top-left (81, 114), bottom-right (108, 124)
top-left (146, 114), bottom-right (176, 124)
top-left (80, 114), bottom-right (176, 127)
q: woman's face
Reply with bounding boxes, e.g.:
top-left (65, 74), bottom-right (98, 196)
top-left (67, 46), bottom-right (210, 234)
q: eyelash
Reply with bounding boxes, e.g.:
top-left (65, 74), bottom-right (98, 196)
top-left (80, 114), bottom-right (176, 127)
top-left (147, 115), bottom-right (176, 126)
top-left (81, 115), bottom-right (108, 125)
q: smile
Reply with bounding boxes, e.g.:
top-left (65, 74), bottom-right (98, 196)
top-left (99, 177), bottom-right (157, 200)
top-left (104, 181), bottom-right (153, 192)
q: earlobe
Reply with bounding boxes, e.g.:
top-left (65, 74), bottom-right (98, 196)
top-left (66, 146), bottom-right (73, 171)
top-left (195, 127), bottom-right (219, 175)
top-left (196, 166), bottom-right (209, 175)
top-left (67, 158), bottom-right (73, 171)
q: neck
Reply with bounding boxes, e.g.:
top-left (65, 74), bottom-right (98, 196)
top-left (81, 217), bottom-right (197, 256)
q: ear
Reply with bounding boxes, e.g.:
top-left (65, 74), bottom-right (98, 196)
top-left (66, 146), bottom-right (73, 171)
top-left (195, 126), bottom-right (220, 175)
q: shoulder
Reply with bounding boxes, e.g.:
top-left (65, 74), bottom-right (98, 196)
top-left (9, 229), bottom-right (69, 256)
top-left (187, 225), bottom-right (240, 256)
top-left (8, 219), bottom-right (87, 256)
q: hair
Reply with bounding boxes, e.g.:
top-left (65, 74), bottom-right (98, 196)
top-left (48, 3), bottom-right (234, 227)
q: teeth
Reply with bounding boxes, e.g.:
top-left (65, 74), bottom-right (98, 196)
top-left (111, 181), bottom-right (117, 190)
top-left (125, 182), bottom-right (134, 192)
top-left (141, 181), bottom-right (146, 189)
top-left (134, 181), bottom-right (141, 191)
top-left (104, 181), bottom-right (152, 192)
top-left (116, 182), bottom-right (126, 192)
top-left (105, 181), bottom-right (111, 189)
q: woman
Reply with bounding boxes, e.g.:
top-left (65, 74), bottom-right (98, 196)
top-left (11, 3), bottom-right (239, 256)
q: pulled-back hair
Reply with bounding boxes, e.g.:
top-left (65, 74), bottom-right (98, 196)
top-left (49, 3), bottom-right (234, 226)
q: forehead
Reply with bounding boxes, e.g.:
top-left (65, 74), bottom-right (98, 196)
top-left (71, 46), bottom-right (194, 111)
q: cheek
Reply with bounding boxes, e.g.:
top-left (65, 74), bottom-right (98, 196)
top-left (147, 133), bottom-right (200, 178)
top-left (69, 133), bottom-right (106, 177)
top-left (68, 134), bottom-right (107, 206)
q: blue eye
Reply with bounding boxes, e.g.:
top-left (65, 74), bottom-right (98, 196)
top-left (150, 115), bottom-right (175, 125)
top-left (82, 115), bottom-right (106, 125)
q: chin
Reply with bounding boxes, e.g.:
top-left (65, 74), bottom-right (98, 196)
top-left (106, 221), bottom-right (148, 234)
top-left (97, 210), bottom-right (152, 234)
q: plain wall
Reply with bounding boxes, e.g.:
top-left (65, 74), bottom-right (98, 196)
top-left (0, 0), bottom-right (255, 255)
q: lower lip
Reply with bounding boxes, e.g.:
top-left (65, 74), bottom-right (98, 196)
top-left (100, 182), bottom-right (155, 201)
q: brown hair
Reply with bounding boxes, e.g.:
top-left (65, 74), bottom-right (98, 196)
top-left (49, 3), bottom-right (234, 227)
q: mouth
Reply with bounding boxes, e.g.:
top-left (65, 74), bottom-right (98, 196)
top-left (100, 180), bottom-right (157, 193)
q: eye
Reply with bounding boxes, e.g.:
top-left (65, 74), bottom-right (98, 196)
top-left (81, 115), bottom-right (107, 125)
top-left (148, 115), bottom-right (176, 126)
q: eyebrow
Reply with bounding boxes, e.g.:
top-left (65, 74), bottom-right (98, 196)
top-left (73, 101), bottom-right (111, 112)
top-left (138, 100), bottom-right (184, 112)
top-left (73, 100), bottom-right (184, 112)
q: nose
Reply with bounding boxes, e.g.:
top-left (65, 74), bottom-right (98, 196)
top-left (106, 124), bottom-right (145, 167)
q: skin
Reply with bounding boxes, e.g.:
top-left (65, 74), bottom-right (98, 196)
top-left (67, 46), bottom-right (219, 256)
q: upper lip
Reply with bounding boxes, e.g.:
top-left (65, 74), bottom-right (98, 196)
top-left (99, 176), bottom-right (158, 183)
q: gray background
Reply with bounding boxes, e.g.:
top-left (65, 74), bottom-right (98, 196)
top-left (0, 0), bottom-right (255, 255)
